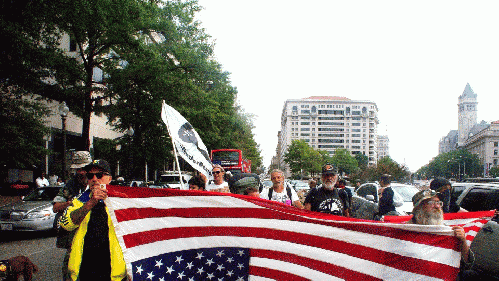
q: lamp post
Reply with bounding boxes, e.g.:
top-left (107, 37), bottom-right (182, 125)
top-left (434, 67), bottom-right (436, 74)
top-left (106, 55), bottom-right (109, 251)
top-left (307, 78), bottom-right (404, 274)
top-left (126, 127), bottom-right (134, 182)
top-left (58, 101), bottom-right (69, 183)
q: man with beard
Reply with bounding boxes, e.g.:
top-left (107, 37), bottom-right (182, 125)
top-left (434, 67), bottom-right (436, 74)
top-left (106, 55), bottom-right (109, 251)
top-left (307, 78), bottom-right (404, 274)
top-left (408, 190), bottom-right (471, 264)
top-left (304, 164), bottom-right (350, 216)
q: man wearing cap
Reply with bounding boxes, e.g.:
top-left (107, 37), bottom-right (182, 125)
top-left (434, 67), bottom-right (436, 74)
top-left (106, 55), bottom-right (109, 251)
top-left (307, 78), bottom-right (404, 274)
top-left (60, 159), bottom-right (127, 281)
top-left (304, 164), bottom-right (350, 216)
top-left (408, 190), bottom-right (472, 264)
top-left (429, 177), bottom-right (466, 213)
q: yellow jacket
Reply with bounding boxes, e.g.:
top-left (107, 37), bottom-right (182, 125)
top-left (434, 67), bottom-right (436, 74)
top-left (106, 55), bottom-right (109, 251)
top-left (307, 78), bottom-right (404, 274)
top-left (60, 190), bottom-right (127, 281)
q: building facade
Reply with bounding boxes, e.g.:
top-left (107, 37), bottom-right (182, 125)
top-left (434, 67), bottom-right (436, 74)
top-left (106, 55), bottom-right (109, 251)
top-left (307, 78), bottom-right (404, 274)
top-left (377, 135), bottom-right (389, 160)
top-left (463, 121), bottom-right (499, 175)
top-left (276, 96), bottom-right (379, 177)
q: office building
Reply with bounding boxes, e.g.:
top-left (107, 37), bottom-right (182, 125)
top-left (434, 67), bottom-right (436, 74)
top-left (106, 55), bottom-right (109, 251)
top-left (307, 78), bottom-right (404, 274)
top-left (276, 96), bottom-right (378, 176)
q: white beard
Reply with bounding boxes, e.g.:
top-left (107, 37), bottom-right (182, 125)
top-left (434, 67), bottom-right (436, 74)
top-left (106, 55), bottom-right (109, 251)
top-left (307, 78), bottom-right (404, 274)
top-left (413, 208), bottom-right (444, 225)
top-left (324, 181), bottom-right (335, 190)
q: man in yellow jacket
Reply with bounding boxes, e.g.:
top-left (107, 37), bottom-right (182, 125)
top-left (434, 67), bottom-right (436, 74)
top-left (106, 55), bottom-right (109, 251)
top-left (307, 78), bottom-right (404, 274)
top-left (60, 159), bottom-right (127, 281)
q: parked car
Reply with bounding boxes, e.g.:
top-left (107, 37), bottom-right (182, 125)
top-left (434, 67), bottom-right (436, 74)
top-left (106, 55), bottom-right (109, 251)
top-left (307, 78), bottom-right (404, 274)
top-left (451, 182), bottom-right (499, 212)
top-left (0, 186), bottom-right (59, 231)
top-left (293, 181), bottom-right (310, 191)
top-left (352, 182), bottom-right (420, 220)
top-left (154, 172), bottom-right (192, 189)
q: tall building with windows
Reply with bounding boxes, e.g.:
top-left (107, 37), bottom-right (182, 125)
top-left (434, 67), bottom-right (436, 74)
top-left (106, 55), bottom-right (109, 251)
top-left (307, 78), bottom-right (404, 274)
top-left (276, 96), bottom-right (379, 176)
top-left (377, 135), bottom-right (389, 160)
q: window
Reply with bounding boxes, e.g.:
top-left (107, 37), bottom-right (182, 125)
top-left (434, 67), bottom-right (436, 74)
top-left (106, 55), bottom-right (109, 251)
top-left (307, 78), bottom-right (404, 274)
top-left (352, 134), bottom-right (361, 137)
top-left (300, 128), bottom-right (310, 131)
top-left (352, 123), bottom-right (361, 126)
top-left (301, 116), bottom-right (310, 120)
top-left (301, 110), bottom-right (310, 114)
top-left (301, 133), bottom-right (310, 136)
top-left (292, 106), bottom-right (298, 111)
top-left (495, 150), bottom-right (498, 156)
top-left (495, 142), bottom-right (499, 147)
top-left (460, 187), bottom-right (499, 212)
top-left (301, 122), bottom-right (310, 125)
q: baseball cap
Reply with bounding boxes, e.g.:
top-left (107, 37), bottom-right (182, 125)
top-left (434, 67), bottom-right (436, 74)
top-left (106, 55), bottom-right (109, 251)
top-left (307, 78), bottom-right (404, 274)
top-left (322, 164), bottom-right (337, 175)
top-left (412, 189), bottom-right (438, 208)
top-left (84, 159), bottom-right (111, 174)
top-left (70, 151), bottom-right (92, 169)
top-left (429, 177), bottom-right (451, 193)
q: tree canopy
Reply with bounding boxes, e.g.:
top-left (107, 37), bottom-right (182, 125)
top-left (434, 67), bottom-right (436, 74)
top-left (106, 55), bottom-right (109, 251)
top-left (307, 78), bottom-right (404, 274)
top-left (0, 0), bottom-right (263, 177)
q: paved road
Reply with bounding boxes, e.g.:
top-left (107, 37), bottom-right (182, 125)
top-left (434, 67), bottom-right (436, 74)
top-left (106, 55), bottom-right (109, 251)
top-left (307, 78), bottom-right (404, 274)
top-left (0, 231), bottom-right (65, 281)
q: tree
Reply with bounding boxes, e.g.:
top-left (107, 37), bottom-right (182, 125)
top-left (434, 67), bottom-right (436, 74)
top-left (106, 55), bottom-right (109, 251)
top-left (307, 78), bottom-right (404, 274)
top-left (284, 140), bottom-right (333, 178)
top-left (355, 156), bottom-right (411, 183)
top-left (489, 166), bottom-right (499, 178)
top-left (330, 149), bottom-right (358, 175)
top-left (0, 90), bottom-right (50, 168)
top-left (355, 153), bottom-right (369, 170)
top-left (415, 149), bottom-right (482, 180)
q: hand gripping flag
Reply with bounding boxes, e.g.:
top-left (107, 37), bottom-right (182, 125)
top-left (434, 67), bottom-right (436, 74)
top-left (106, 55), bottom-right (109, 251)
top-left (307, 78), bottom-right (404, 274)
top-left (106, 186), bottom-right (466, 281)
top-left (161, 101), bottom-right (212, 180)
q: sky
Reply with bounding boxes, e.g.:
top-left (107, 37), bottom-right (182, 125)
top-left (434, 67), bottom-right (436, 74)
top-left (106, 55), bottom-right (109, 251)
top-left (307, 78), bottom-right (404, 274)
top-left (195, 0), bottom-right (499, 172)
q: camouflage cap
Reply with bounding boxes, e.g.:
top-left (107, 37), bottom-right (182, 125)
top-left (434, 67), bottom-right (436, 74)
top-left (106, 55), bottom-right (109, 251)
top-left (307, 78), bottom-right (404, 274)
top-left (70, 151), bottom-right (92, 169)
top-left (412, 189), bottom-right (438, 208)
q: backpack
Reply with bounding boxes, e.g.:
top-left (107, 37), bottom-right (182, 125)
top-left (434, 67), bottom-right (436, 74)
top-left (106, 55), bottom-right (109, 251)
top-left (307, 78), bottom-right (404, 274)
top-left (268, 184), bottom-right (293, 201)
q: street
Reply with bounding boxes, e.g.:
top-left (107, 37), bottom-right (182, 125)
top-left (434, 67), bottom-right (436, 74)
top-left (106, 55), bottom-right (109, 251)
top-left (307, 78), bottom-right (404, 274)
top-left (0, 231), bottom-right (65, 280)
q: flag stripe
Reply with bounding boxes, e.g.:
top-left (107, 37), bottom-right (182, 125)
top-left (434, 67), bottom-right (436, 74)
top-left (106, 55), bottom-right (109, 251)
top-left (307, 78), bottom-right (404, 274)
top-left (249, 265), bottom-right (311, 281)
top-left (252, 250), bottom-right (379, 281)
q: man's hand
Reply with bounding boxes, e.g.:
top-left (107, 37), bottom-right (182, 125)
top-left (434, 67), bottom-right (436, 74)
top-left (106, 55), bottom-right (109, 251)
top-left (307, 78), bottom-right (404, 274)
top-left (88, 186), bottom-right (108, 206)
top-left (452, 226), bottom-right (467, 242)
top-left (7, 256), bottom-right (38, 281)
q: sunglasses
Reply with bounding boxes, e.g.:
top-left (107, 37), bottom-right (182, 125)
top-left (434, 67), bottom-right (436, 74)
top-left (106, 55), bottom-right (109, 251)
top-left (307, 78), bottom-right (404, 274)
top-left (213, 171), bottom-right (223, 175)
top-left (86, 172), bottom-right (110, 179)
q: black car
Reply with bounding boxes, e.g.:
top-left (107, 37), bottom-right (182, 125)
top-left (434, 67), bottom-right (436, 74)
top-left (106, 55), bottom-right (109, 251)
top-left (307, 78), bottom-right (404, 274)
top-left (452, 183), bottom-right (499, 212)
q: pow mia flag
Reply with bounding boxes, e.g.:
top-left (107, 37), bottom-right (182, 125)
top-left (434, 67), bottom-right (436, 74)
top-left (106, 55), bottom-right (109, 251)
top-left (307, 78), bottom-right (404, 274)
top-left (161, 101), bottom-right (213, 181)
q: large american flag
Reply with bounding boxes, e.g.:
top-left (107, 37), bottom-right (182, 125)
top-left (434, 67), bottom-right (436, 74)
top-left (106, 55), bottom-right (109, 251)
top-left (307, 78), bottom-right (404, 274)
top-left (105, 186), bottom-right (472, 281)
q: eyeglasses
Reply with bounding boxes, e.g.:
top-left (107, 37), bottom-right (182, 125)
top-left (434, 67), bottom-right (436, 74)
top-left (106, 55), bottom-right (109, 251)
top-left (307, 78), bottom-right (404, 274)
top-left (426, 200), bottom-right (443, 207)
top-left (213, 171), bottom-right (223, 175)
top-left (86, 172), bottom-right (110, 179)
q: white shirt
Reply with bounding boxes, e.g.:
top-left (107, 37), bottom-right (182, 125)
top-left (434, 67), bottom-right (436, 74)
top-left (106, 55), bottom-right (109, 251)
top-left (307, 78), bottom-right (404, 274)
top-left (36, 177), bottom-right (49, 188)
top-left (260, 185), bottom-right (299, 205)
top-left (206, 181), bottom-right (229, 192)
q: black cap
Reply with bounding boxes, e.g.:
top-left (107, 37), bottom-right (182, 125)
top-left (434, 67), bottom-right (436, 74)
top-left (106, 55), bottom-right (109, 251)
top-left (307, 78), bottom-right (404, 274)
top-left (430, 177), bottom-right (451, 192)
top-left (322, 164), bottom-right (337, 175)
top-left (85, 159), bottom-right (111, 174)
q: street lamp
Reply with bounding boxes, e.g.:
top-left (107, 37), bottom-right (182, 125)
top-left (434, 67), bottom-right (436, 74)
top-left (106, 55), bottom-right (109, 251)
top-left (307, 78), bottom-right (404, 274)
top-left (126, 127), bottom-right (134, 181)
top-left (58, 101), bottom-right (69, 183)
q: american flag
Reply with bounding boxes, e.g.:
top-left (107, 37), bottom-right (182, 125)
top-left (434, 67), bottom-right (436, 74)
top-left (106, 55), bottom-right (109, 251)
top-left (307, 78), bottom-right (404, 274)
top-left (106, 186), bottom-right (467, 281)
top-left (383, 210), bottom-right (495, 245)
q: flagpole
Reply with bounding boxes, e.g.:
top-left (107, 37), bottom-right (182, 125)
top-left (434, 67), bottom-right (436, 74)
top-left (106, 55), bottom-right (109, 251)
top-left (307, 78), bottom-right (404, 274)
top-left (162, 101), bottom-right (185, 190)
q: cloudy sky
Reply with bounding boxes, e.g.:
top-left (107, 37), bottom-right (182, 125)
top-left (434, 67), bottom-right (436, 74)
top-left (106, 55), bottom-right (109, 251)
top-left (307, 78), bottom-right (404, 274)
top-left (196, 0), bottom-right (499, 172)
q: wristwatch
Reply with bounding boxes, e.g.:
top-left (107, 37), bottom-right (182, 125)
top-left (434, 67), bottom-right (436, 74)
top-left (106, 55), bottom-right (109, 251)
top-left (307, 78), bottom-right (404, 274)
top-left (0, 260), bottom-right (10, 278)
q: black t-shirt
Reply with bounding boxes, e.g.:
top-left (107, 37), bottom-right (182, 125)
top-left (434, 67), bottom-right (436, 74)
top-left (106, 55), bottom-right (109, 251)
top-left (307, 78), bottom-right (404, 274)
top-left (304, 186), bottom-right (350, 216)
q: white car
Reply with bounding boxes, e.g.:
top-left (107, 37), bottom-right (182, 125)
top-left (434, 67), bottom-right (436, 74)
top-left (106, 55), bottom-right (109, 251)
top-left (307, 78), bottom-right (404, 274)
top-left (352, 182), bottom-right (420, 220)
